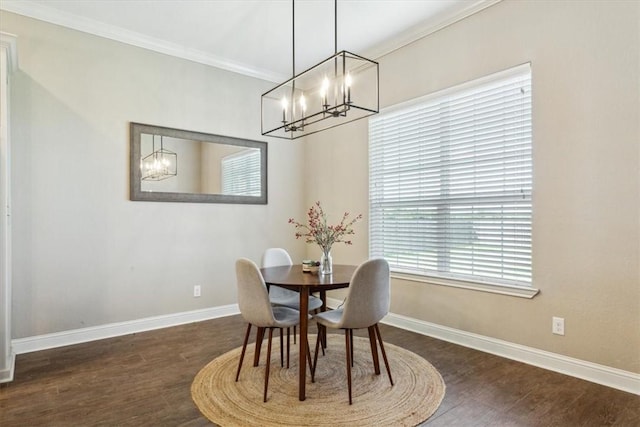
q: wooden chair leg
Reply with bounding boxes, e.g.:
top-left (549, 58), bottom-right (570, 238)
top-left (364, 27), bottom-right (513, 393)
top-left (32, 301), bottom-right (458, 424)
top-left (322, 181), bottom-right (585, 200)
top-left (264, 328), bottom-right (274, 402)
top-left (367, 325), bottom-right (381, 375)
top-left (235, 324), bottom-right (252, 382)
top-left (254, 327), bottom-right (265, 367)
top-left (307, 323), bottom-right (325, 382)
top-left (280, 328), bottom-right (284, 367)
top-left (345, 329), bottom-right (353, 405)
top-left (319, 294), bottom-right (330, 353)
top-left (350, 329), bottom-right (354, 367)
top-left (294, 325), bottom-right (297, 344)
top-left (374, 324), bottom-right (394, 386)
top-left (307, 340), bottom-right (314, 382)
top-left (286, 327), bottom-right (290, 369)
top-left (319, 321), bottom-right (326, 356)
top-left (312, 308), bottom-right (327, 354)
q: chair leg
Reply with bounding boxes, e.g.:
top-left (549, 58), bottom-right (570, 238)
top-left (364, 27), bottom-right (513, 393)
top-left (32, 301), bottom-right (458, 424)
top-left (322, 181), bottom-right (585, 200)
top-left (235, 324), bottom-right (252, 382)
top-left (294, 325), bottom-right (297, 344)
top-left (286, 327), bottom-right (290, 369)
top-left (318, 321), bottom-right (326, 356)
top-left (345, 329), bottom-right (353, 405)
top-left (313, 308), bottom-right (327, 354)
top-left (254, 327), bottom-right (265, 367)
top-left (280, 328), bottom-right (284, 368)
top-left (264, 328), bottom-right (274, 402)
top-left (374, 324), bottom-right (394, 386)
top-left (350, 329), bottom-right (354, 367)
top-left (367, 325), bottom-right (381, 375)
top-left (307, 340), bottom-right (314, 382)
top-left (312, 324), bottom-right (323, 381)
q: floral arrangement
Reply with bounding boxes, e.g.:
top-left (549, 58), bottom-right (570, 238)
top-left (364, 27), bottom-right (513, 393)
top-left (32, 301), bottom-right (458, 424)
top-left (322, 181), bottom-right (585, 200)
top-left (288, 201), bottom-right (362, 254)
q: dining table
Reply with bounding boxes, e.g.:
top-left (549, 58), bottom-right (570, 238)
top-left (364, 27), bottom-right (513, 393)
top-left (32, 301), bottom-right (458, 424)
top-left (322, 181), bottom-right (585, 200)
top-left (260, 263), bottom-right (357, 401)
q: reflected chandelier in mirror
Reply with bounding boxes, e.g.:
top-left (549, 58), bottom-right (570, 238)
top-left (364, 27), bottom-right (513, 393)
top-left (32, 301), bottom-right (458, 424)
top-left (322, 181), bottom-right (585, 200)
top-left (130, 122), bottom-right (268, 204)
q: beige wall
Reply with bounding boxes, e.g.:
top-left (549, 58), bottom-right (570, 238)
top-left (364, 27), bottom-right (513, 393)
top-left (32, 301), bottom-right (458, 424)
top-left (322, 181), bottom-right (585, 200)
top-left (2, 0), bottom-right (638, 376)
top-left (305, 0), bottom-right (640, 373)
top-left (0, 11), bottom-right (307, 338)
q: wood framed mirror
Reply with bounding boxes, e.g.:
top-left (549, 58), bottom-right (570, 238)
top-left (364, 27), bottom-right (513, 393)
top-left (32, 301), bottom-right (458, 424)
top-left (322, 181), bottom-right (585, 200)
top-left (130, 123), bottom-right (267, 204)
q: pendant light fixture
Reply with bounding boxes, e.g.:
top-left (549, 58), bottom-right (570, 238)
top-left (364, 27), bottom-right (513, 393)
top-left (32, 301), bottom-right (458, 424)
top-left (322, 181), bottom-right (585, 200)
top-left (261, 0), bottom-right (379, 140)
top-left (141, 135), bottom-right (177, 181)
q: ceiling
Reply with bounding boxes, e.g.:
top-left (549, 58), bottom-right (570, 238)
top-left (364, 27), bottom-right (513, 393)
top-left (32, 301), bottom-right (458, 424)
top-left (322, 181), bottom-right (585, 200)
top-left (1, 0), bottom-right (498, 82)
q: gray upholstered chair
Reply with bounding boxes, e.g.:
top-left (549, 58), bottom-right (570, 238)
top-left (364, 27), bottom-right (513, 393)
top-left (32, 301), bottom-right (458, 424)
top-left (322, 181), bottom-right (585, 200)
top-left (261, 248), bottom-right (323, 312)
top-left (261, 248), bottom-right (323, 343)
top-left (311, 258), bottom-right (394, 404)
top-left (234, 258), bottom-right (312, 402)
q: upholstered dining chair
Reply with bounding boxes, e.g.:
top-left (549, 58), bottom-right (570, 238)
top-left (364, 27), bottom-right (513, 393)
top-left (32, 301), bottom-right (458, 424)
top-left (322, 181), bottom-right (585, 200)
top-left (311, 258), bottom-right (394, 404)
top-left (234, 258), bottom-right (313, 402)
top-left (261, 248), bottom-right (323, 311)
top-left (261, 248), bottom-right (323, 342)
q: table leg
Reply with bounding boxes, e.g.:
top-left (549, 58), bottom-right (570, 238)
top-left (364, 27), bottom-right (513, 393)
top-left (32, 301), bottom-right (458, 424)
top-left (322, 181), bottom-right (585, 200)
top-left (298, 286), bottom-right (309, 401)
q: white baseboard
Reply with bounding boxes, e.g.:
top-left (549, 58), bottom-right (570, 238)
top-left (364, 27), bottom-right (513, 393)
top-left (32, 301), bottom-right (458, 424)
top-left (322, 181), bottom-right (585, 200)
top-left (12, 304), bottom-right (240, 355)
top-left (0, 351), bottom-right (15, 383)
top-left (10, 300), bottom-right (640, 396)
top-left (382, 310), bottom-right (640, 396)
top-left (323, 297), bottom-right (639, 395)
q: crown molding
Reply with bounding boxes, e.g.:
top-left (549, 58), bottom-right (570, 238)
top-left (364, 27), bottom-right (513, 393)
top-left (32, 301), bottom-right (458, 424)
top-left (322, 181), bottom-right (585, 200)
top-left (0, 0), bottom-right (500, 84)
top-left (0, 0), bottom-right (287, 82)
top-left (361, 0), bottom-right (503, 61)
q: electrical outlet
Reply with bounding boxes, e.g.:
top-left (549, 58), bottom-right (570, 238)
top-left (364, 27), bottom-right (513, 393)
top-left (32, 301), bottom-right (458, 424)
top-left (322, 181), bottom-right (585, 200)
top-left (552, 316), bottom-right (564, 335)
top-left (194, 285), bottom-right (201, 297)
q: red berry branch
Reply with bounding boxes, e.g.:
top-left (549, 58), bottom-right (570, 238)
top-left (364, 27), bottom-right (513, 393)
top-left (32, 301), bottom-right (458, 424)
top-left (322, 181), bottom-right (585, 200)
top-left (288, 201), bottom-right (363, 252)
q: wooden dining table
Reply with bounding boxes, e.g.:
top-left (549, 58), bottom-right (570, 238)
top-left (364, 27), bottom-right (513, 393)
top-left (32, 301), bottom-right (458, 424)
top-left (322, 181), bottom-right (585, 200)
top-left (260, 264), bottom-right (357, 401)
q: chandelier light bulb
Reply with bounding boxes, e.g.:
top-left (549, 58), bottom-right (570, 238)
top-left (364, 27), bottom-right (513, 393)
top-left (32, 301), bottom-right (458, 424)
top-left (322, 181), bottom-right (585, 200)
top-left (300, 94), bottom-right (307, 113)
top-left (345, 73), bottom-right (352, 103)
top-left (281, 97), bottom-right (289, 122)
top-left (321, 77), bottom-right (329, 108)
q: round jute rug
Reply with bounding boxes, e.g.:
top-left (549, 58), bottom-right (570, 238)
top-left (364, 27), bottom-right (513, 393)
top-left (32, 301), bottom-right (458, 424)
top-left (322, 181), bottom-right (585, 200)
top-left (191, 334), bottom-right (445, 426)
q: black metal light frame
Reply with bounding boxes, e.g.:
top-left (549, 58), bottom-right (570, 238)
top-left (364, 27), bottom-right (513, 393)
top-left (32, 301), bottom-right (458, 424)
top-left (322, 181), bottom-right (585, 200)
top-left (261, 0), bottom-right (379, 140)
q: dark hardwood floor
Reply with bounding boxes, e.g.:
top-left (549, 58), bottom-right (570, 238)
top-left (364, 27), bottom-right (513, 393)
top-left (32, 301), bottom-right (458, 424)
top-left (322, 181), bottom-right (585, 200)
top-left (1, 314), bottom-right (638, 426)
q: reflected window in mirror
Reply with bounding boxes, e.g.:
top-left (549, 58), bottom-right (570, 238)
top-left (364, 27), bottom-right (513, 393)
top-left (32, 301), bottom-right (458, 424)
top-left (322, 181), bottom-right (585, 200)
top-left (221, 149), bottom-right (261, 196)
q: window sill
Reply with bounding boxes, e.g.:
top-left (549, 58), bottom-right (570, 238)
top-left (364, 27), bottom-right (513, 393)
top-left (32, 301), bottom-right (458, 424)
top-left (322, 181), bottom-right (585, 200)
top-left (391, 272), bottom-right (540, 299)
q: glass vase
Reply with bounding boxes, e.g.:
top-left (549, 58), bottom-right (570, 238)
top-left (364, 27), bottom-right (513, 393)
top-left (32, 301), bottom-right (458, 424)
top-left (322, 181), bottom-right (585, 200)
top-left (320, 248), bottom-right (333, 275)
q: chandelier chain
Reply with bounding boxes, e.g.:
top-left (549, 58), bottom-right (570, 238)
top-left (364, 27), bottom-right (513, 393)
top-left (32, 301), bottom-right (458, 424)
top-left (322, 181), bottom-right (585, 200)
top-left (292, 0), bottom-right (295, 76)
top-left (334, 0), bottom-right (337, 55)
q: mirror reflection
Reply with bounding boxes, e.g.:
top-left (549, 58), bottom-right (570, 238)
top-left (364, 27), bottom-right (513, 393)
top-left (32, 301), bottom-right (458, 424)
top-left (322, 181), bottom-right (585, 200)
top-left (130, 123), bottom-right (267, 204)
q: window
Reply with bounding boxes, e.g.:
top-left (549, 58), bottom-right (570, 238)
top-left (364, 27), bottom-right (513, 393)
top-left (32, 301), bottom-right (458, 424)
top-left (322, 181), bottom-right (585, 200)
top-left (221, 149), bottom-right (261, 196)
top-left (369, 64), bottom-right (532, 289)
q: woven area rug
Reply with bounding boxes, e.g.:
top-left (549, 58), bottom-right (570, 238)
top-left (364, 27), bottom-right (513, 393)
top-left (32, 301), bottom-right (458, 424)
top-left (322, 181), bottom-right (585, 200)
top-left (191, 334), bottom-right (445, 426)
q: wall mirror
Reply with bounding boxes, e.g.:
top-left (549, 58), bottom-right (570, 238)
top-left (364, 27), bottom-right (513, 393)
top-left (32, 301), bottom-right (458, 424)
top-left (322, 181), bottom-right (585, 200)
top-left (130, 122), bottom-right (267, 204)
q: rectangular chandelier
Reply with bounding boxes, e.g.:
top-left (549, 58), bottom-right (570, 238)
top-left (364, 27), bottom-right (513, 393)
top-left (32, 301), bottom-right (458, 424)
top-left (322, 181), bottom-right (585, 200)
top-left (261, 50), bottom-right (379, 140)
top-left (140, 135), bottom-right (177, 181)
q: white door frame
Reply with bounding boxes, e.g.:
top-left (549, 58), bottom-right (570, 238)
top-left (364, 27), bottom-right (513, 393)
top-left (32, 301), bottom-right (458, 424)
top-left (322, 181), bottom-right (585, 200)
top-left (0, 32), bottom-right (17, 383)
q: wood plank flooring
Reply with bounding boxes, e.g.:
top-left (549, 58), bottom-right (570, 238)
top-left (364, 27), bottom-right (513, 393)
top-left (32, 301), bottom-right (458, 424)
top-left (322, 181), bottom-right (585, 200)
top-left (1, 315), bottom-right (638, 426)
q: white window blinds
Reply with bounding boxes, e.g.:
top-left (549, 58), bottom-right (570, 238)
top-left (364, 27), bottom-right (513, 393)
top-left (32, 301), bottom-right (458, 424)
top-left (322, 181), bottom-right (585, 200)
top-left (221, 149), bottom-right (261, 196)
top-left (369, 64), bottom-right (532, 287)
